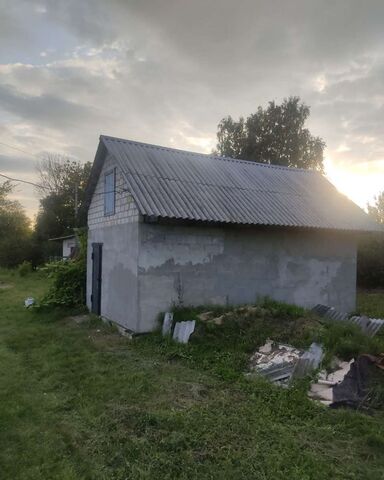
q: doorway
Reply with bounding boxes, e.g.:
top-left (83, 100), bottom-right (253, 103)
top-left (91, 243), bottom-right (102, 315)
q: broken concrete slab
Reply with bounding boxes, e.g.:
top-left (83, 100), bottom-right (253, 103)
top-left (162, 312), bottom-right (174, 336)
top-left (197, 311), bottom-right (214, 322)
top-left (197, 311), bottom-right (226, 325)
top-left (173, 320), bottom-right (196, 344)
top-left (248, 341), bottom-right (304, 385)
top-left (308, 358), bottom-right (353, 405)
top-left (248, 341), bottom-right (324, 386)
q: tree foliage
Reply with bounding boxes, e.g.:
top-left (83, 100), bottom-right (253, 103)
top-left (367, 192), bottom-right (384, 224)
top-left (0, 181), bottom-right (32, 267)
top-left (357, 193), bottom-right (384, 288)
top-left (34, 155), bottom-right (92, 259)
top-left (215, 96), bottom-right (325, 171)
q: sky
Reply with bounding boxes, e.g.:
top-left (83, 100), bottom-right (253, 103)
top-left (1, 0), bottom-right (384, 219)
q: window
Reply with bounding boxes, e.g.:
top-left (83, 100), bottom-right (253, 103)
top-left (104, 169), bottom-right (116, 215)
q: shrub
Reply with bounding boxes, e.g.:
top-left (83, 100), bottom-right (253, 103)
top-left (18, 260), bottom-right (32, 277)
top-left (38, 231), bottom-right (87, 309)
top-left (40, 259), bottom-right (86, 308)
top-left (357, 235), bottom-right (384, 288)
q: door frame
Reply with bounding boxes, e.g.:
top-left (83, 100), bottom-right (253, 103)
top-left (91, 242), bottom-right (103, 315)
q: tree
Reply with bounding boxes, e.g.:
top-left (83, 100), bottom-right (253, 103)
top-left (357, 193), bottom-right (384, 288)
top-left (35, 154), bottom-right (92, 240)
top-left (367, 191), bottom-right (384, 224)
top-left (0, 181), bottom-right (32, 267)
top-left (33, 154), bottom-right (92, 263)
top-left (215, 96), bottom-right (325, 171)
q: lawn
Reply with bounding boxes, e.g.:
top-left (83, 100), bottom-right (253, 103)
top-left (1, 269), bottom-right (384, 480)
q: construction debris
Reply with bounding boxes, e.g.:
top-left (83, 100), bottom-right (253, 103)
top-left (332, 355), bottom-right (384, 409)
top-left (248, 341), bottom-right (303, 385)
top-left (162, 312), bottom-right (174, 336)
top-left (308, 354), bottom-right (384, 409)
top-left (24, 297), bottom-right (35, 308)
top-left (312, 304), bottom-right (384, 337)
top-left (197, 311), bottom-right (227, 325)
top-left (173, 320), bottom-right (196, 344)
top-left (308, 358), bottom-right (353, 405)
top-left (248, 340), bottom-right (324, 386)
top-left (197, 305), bottom-right (269, 326)
top-left (292, 342), bottom-right (324, 379)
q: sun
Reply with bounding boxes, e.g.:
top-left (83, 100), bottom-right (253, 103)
top-left (324, 155), bottom-right (384, 210)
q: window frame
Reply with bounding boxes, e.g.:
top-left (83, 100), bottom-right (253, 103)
top-left (104, 168), bottom-right (116, 216)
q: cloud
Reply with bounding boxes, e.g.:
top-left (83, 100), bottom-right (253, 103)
top-left (0, 82), bottom-right (101, 130)
top-left (0, 154), bottom-right (37, 173)
top-left (1, 0), bottom-right (384, 216)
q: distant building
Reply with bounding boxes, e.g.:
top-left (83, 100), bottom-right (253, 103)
top-left (49, 234), bottom-right (78, 259)
top-left (84, 135), bottom-right (382, 333)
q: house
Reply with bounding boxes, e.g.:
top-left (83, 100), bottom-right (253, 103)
top-left (49, 234), bottom-right (78, 259)
top-left (84, 135), bottom-right (381, 333)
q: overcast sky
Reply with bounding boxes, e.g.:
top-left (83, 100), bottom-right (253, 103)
top-left (1, 0), bottom-right (384, 218)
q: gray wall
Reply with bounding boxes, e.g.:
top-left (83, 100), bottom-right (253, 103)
top-left (86, 153), bottom-right (141, 331)
top-left (86, 154), bottom-right (357, 333)
top-left (87, 222), bottom-right (140, 330)
top-left (137, 222), bottom-right (357, 332)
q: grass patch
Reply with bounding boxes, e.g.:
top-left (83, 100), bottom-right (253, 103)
top-left (357, 289), bottom-right (384, 318)
top-left (1, 269), bottom-right (384, 479)
top-left (145, 299), bottom-right (384, 380)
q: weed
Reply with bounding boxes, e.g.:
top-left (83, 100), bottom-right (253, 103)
top-left (17, 260), bottom-right (33, 277)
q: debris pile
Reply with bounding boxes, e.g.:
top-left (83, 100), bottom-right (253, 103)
top-left (310, 355), bottom-right (384, 409)
top-left (308, 358), bottom-right (353, 405)
top-left (162, 312), bottom-right (196, 344)
top-left (248, 340), bottom-right (323, 386)
top-left (312, 304), bottom-right (384, 337)
top-left (197, 306), bottom-right (268, 326)
top-left (250, 339), bottom-right (384, 409)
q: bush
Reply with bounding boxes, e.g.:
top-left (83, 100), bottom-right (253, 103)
top-left (357, 234), bottom-right (384, 288)
top-left (18, 260), bottom-right (32, 277)
top-left (38, 231), bottom-right (87, 309)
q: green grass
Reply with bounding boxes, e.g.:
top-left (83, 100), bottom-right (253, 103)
top-left (1, 269), bottom-right (384, 479)
top-left (357, 289), bottom-right (384, 318)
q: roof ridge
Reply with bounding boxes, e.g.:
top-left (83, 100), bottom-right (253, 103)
top-left (100, 134), bottom-right (318, 174)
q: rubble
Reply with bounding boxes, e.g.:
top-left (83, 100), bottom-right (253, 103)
top-left (248, 341), bottom-right (304, 385)
top-left (197, 311), bottom-right (227, 325)
top-left (308, 358), bottom-right (353, 405)
top-left (248, 340), bottom-right (324, 386)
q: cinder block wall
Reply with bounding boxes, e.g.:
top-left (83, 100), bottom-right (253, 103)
top-left (86, 154), bottom-right (141, 331)
top-left (86, 154), bottom-right (357, 333)
top-left (137, 222), bottom-right (357, 332)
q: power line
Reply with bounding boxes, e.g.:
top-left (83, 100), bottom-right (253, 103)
top-left (0, 172), bottom-right (47, 190)
top-left (0, 141), bottom-right (40, 159)
top-left (0, 172), bottom-right (127, 196)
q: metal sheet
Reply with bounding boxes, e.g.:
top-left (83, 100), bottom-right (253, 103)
top-left (312, 304), bottom-right (384, 337)
top-left (99, 135), bottom-right (383, 232)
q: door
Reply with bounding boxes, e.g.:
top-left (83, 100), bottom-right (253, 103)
top-left (91, 243), bottom-right (102, 315)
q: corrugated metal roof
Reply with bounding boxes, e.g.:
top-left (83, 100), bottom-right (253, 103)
top-left (96, 135), bottom-right (382, 232)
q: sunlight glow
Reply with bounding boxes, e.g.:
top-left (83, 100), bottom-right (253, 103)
top-left (324, 155), bottom-right (384, 210)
